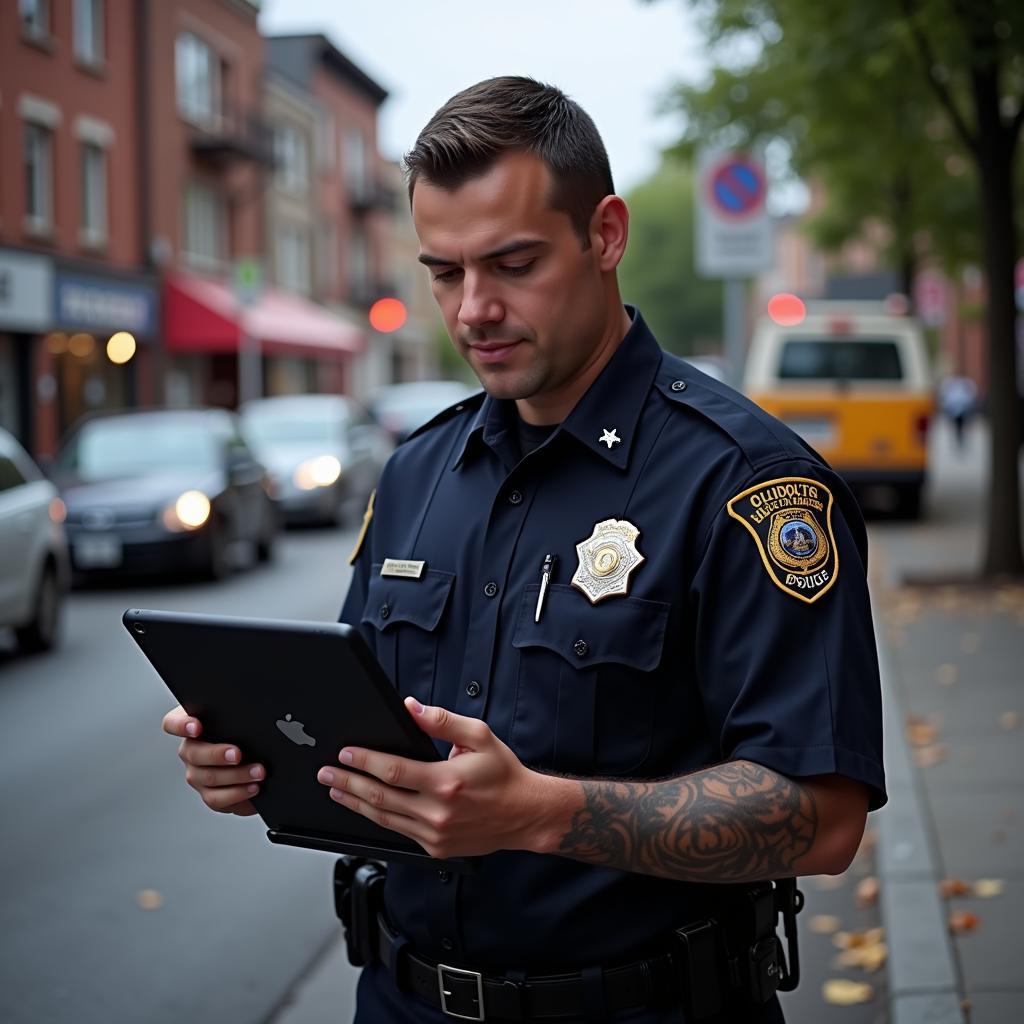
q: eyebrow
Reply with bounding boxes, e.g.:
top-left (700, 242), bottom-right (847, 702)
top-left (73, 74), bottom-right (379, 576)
top-left (417, 238), bottom-right (547, 267)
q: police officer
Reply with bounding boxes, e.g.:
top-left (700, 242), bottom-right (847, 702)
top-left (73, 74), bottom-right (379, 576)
top-left (164, 77), bottom-right (885, 1022)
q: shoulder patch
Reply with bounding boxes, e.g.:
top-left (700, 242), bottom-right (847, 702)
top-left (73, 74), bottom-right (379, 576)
top-left (726, 476), bottom-right (838, 604)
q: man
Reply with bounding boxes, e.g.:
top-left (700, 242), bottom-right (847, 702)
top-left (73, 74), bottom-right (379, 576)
top-left (165, 77), bottom-right (885, 1022)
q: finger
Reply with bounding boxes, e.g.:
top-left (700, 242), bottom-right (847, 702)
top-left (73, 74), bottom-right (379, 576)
top-left (186, 763), bottom-right (265, 791)
top-left (177, 740), bottom-right (247, 769)
top-left (335, 747), bottom-right (428, 792)
top-left (199, 782), bottom-right (262, 813)
top-left (317, 766), bottom-right (421, 818)
top-left (323, 777), bottom-right (434, 848)
top-left (404, 698), bottom-right (492, 751)
top-left (163, 705), bottom-right (202, 739)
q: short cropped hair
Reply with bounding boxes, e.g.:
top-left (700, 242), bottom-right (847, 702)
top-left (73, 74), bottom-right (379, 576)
top-left (404, 76), bottom-right (614, 247)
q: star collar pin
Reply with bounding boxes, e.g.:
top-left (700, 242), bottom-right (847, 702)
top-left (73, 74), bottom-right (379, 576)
top-left (599, 428), bottom-right (621, 450)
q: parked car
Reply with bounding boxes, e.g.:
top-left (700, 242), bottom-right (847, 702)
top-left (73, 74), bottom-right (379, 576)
top-left (53, 408), bottom-right (278, 581)
top-left (369, 380), bottom-right (478, 443)
top-left (240, 395), bottom-right (392, 526)
top-left (0, 428), bottom-right (69, 652)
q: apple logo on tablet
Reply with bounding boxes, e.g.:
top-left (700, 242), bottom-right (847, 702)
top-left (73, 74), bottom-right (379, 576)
top-left (276, 713), bottom-right (316, 747)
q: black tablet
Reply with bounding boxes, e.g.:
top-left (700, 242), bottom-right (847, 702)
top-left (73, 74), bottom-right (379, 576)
top-left (123, 607), bottom-right (476, 871)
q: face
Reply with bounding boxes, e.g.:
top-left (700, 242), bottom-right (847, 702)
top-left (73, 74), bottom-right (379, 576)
top-left (411, 151), bottom-right (627, 421)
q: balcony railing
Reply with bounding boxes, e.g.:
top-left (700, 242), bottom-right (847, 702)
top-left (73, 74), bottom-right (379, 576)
top-left (348, 178), bottom-right (397, 215)
top-left (187, 103), bottom-right (274, 167)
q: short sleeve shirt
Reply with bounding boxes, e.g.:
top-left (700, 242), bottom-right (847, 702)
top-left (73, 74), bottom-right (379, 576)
top-left (340, 308), bottom-right (886, 972)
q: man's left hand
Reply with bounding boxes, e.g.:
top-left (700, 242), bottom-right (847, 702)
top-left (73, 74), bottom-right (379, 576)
top-left (316, 698), bottom-right (567, 859)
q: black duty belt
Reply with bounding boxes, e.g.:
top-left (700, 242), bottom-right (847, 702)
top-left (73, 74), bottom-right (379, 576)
top-left (376, 911), bottom-right (680, 1021)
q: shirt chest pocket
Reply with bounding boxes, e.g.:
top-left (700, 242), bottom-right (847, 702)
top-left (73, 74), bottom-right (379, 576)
top-left (510, 584), bottom-right (670, 776)
top-left (361, 566), bottom-right (455, 706)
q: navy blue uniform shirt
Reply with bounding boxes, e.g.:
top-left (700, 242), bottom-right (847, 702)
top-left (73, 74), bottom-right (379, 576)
top-left (339, 308), bottom-right (886, 972)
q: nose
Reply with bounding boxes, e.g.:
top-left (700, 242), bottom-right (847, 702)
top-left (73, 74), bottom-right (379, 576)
top-left (458, 272), bottom-right (504, 329)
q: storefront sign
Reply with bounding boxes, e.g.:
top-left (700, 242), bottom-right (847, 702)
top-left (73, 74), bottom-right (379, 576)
top-left (0, 249), bottom-right (53, 331)
top-left (54, 272), bottom-right (157, 337)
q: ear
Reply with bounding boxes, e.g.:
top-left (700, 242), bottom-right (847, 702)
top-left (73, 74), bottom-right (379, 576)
top-left (589, 196), bottom-right (629, 272)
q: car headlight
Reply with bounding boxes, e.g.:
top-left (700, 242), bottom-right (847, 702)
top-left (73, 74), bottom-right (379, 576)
top-left (162, 490), bottom-right (212, 532)
top-left (293, 455), bottom-right (342, 491)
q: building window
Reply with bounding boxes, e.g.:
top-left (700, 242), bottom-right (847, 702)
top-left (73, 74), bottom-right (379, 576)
top-left (316, 110), bottom-right (335, 171)
top-left (80, 143), bottom-right (107, 246)
top-left (74, 0), bottom-right (104, 66)
top-left (175, 32), bottom-right (222, 127)
top-left (20, 0), bottom-right (50, 41)
top-left (348, 226), bottom-right (369, 297)
top-left (277, 225), bottom-right (311, 295)
top-left (317, 222), bottom-right (338, 295)
top-left (343, 128), bottom-right (369, 200)
top-left (274, 125), bottom-right (309, 194)
top-left (182, 183), bottom-right (228, 269)
top-left (24, 123), bottom-right (54, 232)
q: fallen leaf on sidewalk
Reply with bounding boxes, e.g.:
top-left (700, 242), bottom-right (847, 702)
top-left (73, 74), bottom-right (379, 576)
top-left (939, 878), bottom-right (972, 899)
top-left (935, 664), bottom-right (958, 687)
top-left (809, 914), bottom-right (842, 934)
top-left (823, 979), bottom-right (874, 1005)
top-left (135, 889), bottom-right (164, 911)
top-left (999, 711), bottom-right (1020, 731)
top-left (855, 876), bottom-right (879, 907)
top-left (833, 928), bottom-right (884, 950)
top-left (948, 911), bottom-right (980, 935)
top-left (973, 879), bottom-right (1004, 898)
top-left (906, 715), bottom-right (940, 746)
top-left (914, 744), bottom-right (948, 767)
top-left (835, 942), bottom-right (888, 973)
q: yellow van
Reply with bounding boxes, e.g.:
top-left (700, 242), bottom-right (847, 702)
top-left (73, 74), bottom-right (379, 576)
top-left (744, 301), bottom-right (934, 517)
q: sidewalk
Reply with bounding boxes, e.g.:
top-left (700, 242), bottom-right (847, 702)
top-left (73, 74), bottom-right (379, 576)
top-left (269, 420), bottom-right (1021, 1024)
top-left (869, 419), bottom-right (1024, 1024)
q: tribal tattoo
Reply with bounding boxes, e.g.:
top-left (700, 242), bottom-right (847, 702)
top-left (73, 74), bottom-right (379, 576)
top-left (557, 760), bottom-right (817, 882)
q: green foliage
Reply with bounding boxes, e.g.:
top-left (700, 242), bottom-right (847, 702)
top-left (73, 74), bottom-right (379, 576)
top-left (618, 161), bottom-right (723, 354)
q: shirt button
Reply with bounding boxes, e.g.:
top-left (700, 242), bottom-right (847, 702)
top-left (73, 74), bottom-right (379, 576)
top-left (379, 604), bottom-right (390, 620)
top-left (466, 681), bottom-right (481, 697)
top-left (671, 380), bottom-right (687, 392)
top-left (484, 581), bottom-right (498, 598)
top-left (437, 870), bottom-right (452, 884)
top-left (508, 489), bottom-right (523, 505)
top-left (573, 639), bottom-right (589, 658)
top-left (441, 937), bottom-right (454, 952)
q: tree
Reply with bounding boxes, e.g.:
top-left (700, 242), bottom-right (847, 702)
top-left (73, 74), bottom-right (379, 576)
top-left (654, 0), bottom-right (1023, 576)
top-left (618, 161), bottom-right (723, 354)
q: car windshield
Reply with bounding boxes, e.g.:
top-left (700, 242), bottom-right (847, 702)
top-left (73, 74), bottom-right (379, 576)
top-left (59, 417), bottom-right (220, 479)
top-left (242, 413), bottom-right (344, 445)
top-left (777, 338), bottom-right (904, 381)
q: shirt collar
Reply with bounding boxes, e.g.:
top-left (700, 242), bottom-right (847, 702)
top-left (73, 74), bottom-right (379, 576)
top-left (453, 306), bottom-right (661, 471)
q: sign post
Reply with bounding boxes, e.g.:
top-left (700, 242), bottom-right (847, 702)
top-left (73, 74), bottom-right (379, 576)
top-left (234, 258), bottom-right (263, 406)
top-left (695, 150), bottom-right (773, 383)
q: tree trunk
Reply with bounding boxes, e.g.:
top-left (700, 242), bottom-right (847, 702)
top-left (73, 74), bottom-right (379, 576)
top-left (972, 70), bottom-right (1024, 578)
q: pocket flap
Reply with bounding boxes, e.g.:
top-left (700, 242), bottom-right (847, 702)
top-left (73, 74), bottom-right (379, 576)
top-left (362, 566), bottom-right (455, 633)
top-left (513, 584), bottom-right (669, 672)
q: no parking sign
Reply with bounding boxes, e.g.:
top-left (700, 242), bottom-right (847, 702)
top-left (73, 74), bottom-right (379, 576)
top-left (695, 149), bottom-right (773, 278)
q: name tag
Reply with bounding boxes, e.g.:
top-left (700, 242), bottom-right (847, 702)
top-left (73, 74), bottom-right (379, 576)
top-left (380, 558), bottom-right (426, 580)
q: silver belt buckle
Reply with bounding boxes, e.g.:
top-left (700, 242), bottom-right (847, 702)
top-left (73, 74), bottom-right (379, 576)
top-left (437, 963), bottom-right (485, 1020)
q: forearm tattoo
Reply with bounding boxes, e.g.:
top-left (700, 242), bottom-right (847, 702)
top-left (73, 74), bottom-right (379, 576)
top-left (558, 761), bottom-right (817, 882)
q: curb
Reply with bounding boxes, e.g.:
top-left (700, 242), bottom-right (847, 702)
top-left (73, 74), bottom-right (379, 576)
top-left (874, 599), bottom-right (966, 1024)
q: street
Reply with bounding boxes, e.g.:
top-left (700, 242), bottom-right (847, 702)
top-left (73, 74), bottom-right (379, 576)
top-left (0, 417), bottom-right (1008, 1024)
top-left (0, 526), bottom-right (359, 1023)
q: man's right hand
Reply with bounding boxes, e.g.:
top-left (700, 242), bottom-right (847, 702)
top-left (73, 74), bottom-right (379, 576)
top-left (162, 705), bottom-right (264, 816)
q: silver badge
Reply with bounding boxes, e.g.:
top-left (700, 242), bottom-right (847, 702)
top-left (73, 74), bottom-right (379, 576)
top-left (571, 519), bottom-right (644, 603)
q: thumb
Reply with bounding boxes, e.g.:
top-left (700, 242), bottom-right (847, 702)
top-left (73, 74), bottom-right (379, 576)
top-left (404, 697), bottom-right (488, 750)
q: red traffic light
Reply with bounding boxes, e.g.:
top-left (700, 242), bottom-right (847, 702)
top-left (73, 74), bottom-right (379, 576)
top-left (369, 297), bottom-right (408, 333)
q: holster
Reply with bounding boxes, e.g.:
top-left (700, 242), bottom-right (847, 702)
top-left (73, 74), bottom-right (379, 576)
top-left (333, 856), bottom-right (386, 968)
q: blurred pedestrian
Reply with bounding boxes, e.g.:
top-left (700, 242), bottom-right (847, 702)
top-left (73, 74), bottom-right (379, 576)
top-left (939, 373), bottom-right (977, 450)
top-left (163, 76), bottom-right (885, 1023)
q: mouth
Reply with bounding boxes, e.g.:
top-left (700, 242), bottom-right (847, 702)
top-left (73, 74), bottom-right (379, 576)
top-left (467, 340), bottom-right (524, 365)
